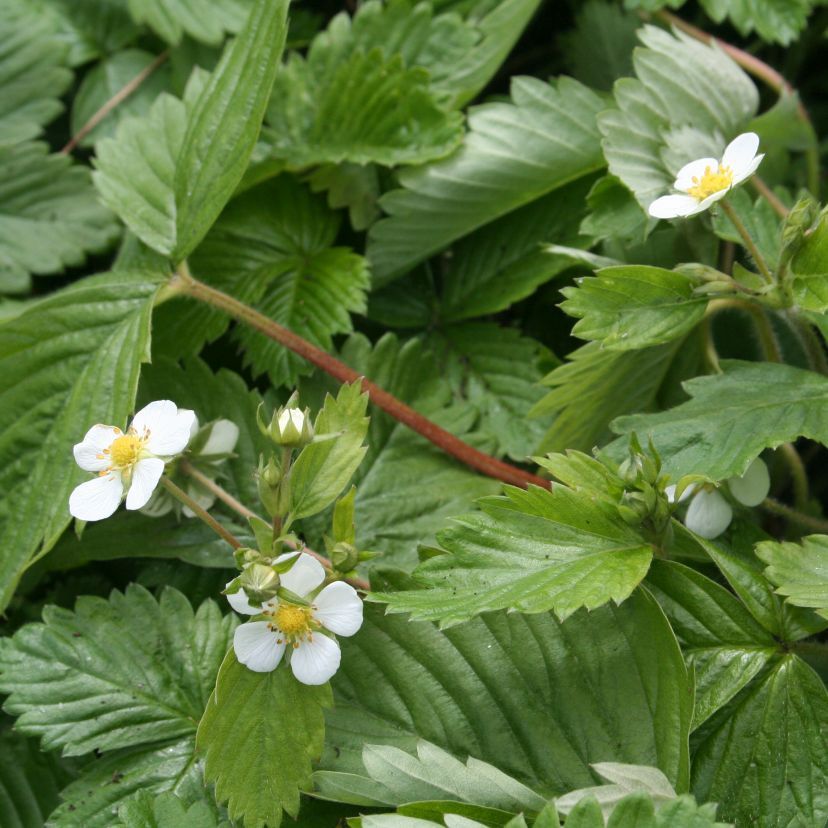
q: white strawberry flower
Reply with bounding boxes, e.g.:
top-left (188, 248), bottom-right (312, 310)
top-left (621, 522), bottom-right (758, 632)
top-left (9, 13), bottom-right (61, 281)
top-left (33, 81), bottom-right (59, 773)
top-left (666, 457), bottom-right (770, 539)
top-left (69, 400), bottom-right (196, 522)
top-left (648, 132), bottom-right (764, 219)
top-left (229, 551), bottom-right (363, 685)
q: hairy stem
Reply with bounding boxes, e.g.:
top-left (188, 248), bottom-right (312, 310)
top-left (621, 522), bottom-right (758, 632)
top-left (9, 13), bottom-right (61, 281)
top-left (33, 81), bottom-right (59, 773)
top-left (174, 270), bottom-right (550, 490)
top-left (720, 200), bottom-right (774, 284)
top-left (160, 475), bottom-right (242, 549)
top-left (62, 51), bottom-right (170, 155)
top-left (762, 497), bottom-right (828, 533)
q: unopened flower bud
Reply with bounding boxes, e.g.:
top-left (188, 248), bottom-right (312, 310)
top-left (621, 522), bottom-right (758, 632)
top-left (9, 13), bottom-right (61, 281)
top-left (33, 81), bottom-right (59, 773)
top-left (331, 541), bottom-right (360, 573)
top-left (239, 563), bottom-right (280, 605)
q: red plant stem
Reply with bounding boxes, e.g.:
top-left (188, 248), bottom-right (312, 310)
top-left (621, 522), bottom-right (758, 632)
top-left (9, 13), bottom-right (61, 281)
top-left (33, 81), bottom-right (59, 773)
top-left (61, 51), bottom-right (170, 154)
top-left (175, 272), bottom-right (550, 490)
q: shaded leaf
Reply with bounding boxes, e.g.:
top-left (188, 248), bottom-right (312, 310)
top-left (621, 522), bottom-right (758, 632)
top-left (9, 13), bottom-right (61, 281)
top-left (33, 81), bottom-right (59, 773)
top-left (126, 0), bottom-right (252, 45)
top-left (756, 534), bottom-right (828, 620)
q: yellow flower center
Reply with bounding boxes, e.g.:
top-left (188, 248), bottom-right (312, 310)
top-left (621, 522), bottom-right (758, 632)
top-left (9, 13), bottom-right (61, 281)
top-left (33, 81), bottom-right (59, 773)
top-left (273, 603), bottom-right (312, 637)
top-left (109, 434), bottom-right (143, 468)
top-left (687, 164), bottom-right (733, 201)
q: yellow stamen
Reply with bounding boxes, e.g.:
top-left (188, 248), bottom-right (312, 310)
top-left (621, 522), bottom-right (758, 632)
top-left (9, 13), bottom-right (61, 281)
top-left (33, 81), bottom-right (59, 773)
top-left (109, 434), bottom-right (143, 468)
top-left (273, 603), bottom-right (312, 636)
top-left (687, 164), bottom-right (733, 201)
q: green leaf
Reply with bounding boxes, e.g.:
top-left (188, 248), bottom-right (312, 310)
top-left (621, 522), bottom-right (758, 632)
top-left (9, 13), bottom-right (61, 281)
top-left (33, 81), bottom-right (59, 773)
top-left (598, 26), bottom-right (758, 212)
top-left (315, 740), bottom-right (546, 810)
top-left (198, 652), bottom-right (332, 828)
top-left (611, 360), bottom-right (828, 480)
top-left (367, 75), bottom-right (605, 285)
top-left (0, 143), bottom-right (118, 292)
top-left (692, 655), bottom-right (828, 827)
top-left (710, 189), bottom-right (780, 271)
top-left (173, 0), bottom-right (288, 260)
top-left (439, 179), bottom-right (594, 322)
top-left (580, 176), bottom-right (648, 245)
top-left (645, 559), bottom-right (777, 730)
top-left (0, 270), bottom-right (163, 611)
top-left (326, 594), bottom-right (691, 796)
top-left (0, 0), bottom-right (71, 142)
top-left (789, 212), bottom-right (828, 312)
top-left (290, 382), bottom-right (370, 521)
top-left (70, 50), bottom-right (171, 148)
top-left (756, 534), bottom-right (828, 620)
top-left (372, 482), bottom-right (654, 625)
top-left (699, 0), bottom-right (813, 46)
top-left (561, 266), bottom-right (707, 350)
top-left (114, 790), bottom-right (228, 828)
top-left (532, 340), bottom-right (686, 454)
top-left (428, 323), bottom-right (548, 461)
top-left (176, 176), bottom-right (370, 387)
top-left (0, 585), bottom-right (235, 755)
top-left (0, 721), bottom-right (76, 828)
top-left (126, 0), bottom-right (251, 45)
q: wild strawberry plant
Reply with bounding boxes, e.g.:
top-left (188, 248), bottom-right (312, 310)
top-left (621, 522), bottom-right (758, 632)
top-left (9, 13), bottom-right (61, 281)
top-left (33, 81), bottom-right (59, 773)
top-left (0, 1), bottom-right (827, 827)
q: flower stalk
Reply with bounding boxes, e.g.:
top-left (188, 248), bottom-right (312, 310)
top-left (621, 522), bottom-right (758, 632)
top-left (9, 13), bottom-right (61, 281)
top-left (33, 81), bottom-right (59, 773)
top-left (160, 475), bottom-right (243, 550)
top-left (718, 199), bottom-right (774, 285)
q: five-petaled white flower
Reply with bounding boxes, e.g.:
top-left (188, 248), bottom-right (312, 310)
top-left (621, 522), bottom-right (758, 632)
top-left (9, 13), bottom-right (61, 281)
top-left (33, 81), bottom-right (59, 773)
top-left (70, 400), bottom-right (196, 522)
top-left (667, 457), bottom-right (770, 539)
top-left (648, 132), bottom-right (764, 219)
top-left (229, 551), bottom-right (363, 685)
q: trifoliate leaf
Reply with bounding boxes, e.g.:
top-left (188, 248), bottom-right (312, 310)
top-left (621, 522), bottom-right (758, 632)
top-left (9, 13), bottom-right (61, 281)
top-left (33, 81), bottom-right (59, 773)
top-left (756, 535), bottom-right (828, 620)
top-left (70, 49), bottom-right (172, 148)
top-left (611, 360), bottom-right (828, 480)
top-left (372, 482), bottom-right (654, 625)
top-left (560, 266), bottom-right (708, 350)
top-left (126, 0), bottom-right (251, 45)
top-left (290, 382), bottom-right (370, 521)
top-left (0, 0), bottom-right (72, 143)
top-left (598, 26), bottom-right (758, 212)
top-left (326, 595), bottom-right (691, 795)
top-left (427, 323), bottom-right (548, 461)
top-left (0, 270), bottom-right (164, 612)
top-left (0, 142), bottom-right (118, 292)
top-left (0, 585), bottom-right (236, 755)
top-left (367, 75), bottom-right (605, 285)
top-left (197, 653), bottom-right (332, 828)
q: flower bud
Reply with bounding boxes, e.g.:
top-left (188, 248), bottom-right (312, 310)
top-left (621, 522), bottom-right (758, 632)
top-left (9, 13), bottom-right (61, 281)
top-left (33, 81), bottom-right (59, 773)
top-left (262, 404), bottom-right (315, 448)
top-left (330, 541), bottom-right (360, 573)
top-left (257, 456), bottom-right (284, 517)
top-left (238, 563), bottom-right (280, 605)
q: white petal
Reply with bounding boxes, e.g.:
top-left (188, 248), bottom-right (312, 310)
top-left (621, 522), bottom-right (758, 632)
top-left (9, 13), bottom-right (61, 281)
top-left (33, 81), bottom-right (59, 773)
top-left (731, 153), bottom-right (764, 186)
top-left (673, 157), bottom-right (719, 191)
top-left (685, 489), bottom-right (733, 539)
top-left (125, 457), bottom-right (165, 510)
top-left (697, 188), bottom-right (729, 212)
top-left (73, 440), bottom-right (111, 472)
top-left (721, 132), bottom-right (760, 177)
top-left (728, 458), bottom-right (770, 507)
top-left (290, 633), bottom-right (341, 685)
top-left (279, 552), bottom-right (325, 598)
top-left (313, 582), bottom-right (363, 636)
top-left (132, 401), bottom-right (193, 457)
top-left (69, 472), bottom-right (124, 521)
top-left (648, 194), bottom-right (701, 219)
top-left (234, 622), bottom-right (286, 673)
top-left (665, 483), bottom-right (695, 504)
top-left (189, 414), bottom-right (200, 441)
top-left (201, 420), bottom-right (239, 455)
top-left (80, 424), bottom-right (121, 451)
top-left (225, 581), bottom-right (264, 615)
top-left (131, 399), bottom-right (178, 435)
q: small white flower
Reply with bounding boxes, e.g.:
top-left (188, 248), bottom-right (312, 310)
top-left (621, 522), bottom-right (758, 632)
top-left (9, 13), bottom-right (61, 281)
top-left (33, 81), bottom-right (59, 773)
top-left (278, 408), bottom-right (306, 434)
top-left (69, 400), bottom-right (196, 522)
top-left (229, 551), bottom-right (363, 685)
top-left (648, 132), bottom-right (764, 219)
top-left (668, 458), bottom-right (770, 539)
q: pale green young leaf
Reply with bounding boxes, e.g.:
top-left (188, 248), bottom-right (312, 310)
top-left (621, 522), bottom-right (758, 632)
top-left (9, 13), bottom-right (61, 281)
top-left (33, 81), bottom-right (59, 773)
top-left (561, 266), bottom-right (707, 350)
top-left (611, 360), bottom-right (828, 480)
top-left (692, 655), bottom-right (828, 827)
top-left (372, 483), bottom-right (654, 625)
top-left (198, 653), bottom-right (332, 828)
top-left (756, 535), bottom-right (828, 620)
top-left (599, 26), bottom-right (758, 211)
top-left (173, 0), bottom-right (288, 260)
top-left (126, 0), bottom-right (252, 45)
top-left (0, 0), bottom-right (72, 142)
top-left (0, 586), bottom-right (236, 755)
top-left (427, 323), bottom-right (548, 461)
top-left (327, 594), bottom-right (691, 795)
top-left (367, 76), bottom-right (605, 285)
top-left (290, 382), bottom-right (370, 521)
top-left (789, 212), bottom-right (828, 312)
top-left (71, 50), bottom-right (171, 148)
top-left (0, 143), bottom-right (118, 292)
top-left (0, 270), bottom-right (163, 612)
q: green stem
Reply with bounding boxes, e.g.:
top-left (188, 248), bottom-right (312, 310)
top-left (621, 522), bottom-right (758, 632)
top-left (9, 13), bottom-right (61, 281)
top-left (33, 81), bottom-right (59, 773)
top-left (762, 497), bottom-right (828, 533)
top-left (720, 199), bottom-right (774, 285)
top-left (160, 475), bottom-right (242, 549)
